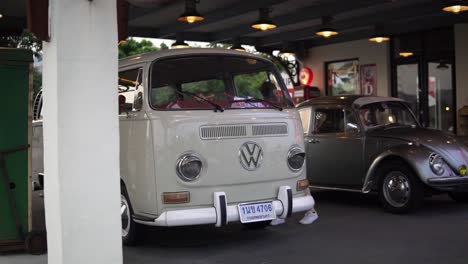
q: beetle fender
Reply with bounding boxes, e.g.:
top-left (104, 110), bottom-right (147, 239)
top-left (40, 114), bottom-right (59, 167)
top-left (362, 144), bottom-right (434, 193)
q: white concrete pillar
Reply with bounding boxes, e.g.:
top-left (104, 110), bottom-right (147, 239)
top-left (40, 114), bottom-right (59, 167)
top-left (42, 0), bottom-right (122, 263)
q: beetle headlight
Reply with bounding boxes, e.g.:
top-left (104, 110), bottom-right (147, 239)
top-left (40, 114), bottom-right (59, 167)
top-left (429, 153), bottom-right (445, 176)
top-left (176, 153), bottom-right (203, 181)
top-left (288, 146), bottom-right (305, 172)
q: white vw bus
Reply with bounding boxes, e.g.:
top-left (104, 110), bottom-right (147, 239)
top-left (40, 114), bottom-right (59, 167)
top-left (33, 48), bottom-right (315, 245)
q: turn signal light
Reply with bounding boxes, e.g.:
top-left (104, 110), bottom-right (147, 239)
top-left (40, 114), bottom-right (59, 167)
top-left (297, 179), bottom-right (310, 191)
top-left (460, 165), bottom-right (467, 176)
top-left (163, 192), bottom-right (190, 204)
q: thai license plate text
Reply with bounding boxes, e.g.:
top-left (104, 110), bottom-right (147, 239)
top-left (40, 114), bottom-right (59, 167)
top-left (238, 201), bottom-right (276, 223)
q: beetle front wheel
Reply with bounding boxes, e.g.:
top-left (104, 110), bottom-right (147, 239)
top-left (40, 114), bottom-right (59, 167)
top-left (378, 162), bottom-right (424, 214)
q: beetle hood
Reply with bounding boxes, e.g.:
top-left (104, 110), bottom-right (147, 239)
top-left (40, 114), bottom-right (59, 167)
top-left (370, 127), bottom-right (468, 168)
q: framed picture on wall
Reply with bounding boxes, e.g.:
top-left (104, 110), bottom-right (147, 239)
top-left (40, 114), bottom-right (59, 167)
top-left (360, 64), bottom-right (377, 96)
top-left (325, 58), bottom-right (360, 96)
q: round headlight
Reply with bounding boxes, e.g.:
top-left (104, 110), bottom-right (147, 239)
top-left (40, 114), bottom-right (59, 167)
top-left (429, 153), bottom-right (445, 176)
top-left (288, 146), bottom-right (305, 172)
top-left (176, 154), bottom-right (203, 181)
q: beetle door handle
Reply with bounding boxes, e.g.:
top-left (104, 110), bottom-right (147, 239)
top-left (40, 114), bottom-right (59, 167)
top-left (308, 139), bottom-right (320, 144)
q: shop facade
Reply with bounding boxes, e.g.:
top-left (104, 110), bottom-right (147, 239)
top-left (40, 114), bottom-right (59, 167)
top-left (302, 23), bottom-right (468, 136)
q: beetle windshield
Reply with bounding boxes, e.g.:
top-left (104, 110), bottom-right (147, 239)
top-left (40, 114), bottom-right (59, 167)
top-left (150, 55), bottom-right (293, 110)
top-left (359, 101), bottom-right (418, 130)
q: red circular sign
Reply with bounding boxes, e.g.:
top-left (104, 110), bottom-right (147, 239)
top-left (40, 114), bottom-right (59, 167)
top-left (299, 67), bottom-right (314, 86)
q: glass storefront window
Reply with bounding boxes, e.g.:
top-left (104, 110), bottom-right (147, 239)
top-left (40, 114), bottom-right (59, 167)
top-left (428, 62), bottom-right (454, 132)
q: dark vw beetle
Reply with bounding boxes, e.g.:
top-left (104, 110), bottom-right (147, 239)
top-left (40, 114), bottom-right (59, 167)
top-left (297, 96), bottom-right (468, 213)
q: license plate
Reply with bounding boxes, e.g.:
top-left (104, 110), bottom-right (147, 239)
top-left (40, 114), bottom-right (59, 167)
top-left (238, 201), bottom-right (276, 223)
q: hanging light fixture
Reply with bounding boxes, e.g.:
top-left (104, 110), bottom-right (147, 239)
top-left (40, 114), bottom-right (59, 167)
top-left (230, 39), bottom-right (246, 52)
top-left (178, 0), bottom-right (204, 24)
top-left (251, 8), bottom-right (277, 31)
top-left (278, 42), bottom-right (296, 57)
top-left (171, 33), bottom-right (190, 49)
top-left (442, 0), bottom-right (468, 14)
top-left (369, 36), bottom-right (390, 43)
top-left (437, 61), bottom-right (450, 70)
top-left (399, 51), bottom-right (414, 57)
top-left (369, 24), bottom-right (390, 43)
top-left (316, 16), bottom-right (339, 38)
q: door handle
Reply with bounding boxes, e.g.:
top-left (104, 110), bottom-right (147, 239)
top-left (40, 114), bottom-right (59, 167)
top-left (308, 139), bottom-right (320, 144)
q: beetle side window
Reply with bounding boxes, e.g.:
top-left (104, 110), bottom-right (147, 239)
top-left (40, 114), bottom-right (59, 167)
top-left (344, 109), bottom-right (359, 132)
top-left (118, 68), bottom-right (144, 113)
top-left (298, 108), bottom-right (312, 135)
top-left (313, 108), bottom-right (345, 134)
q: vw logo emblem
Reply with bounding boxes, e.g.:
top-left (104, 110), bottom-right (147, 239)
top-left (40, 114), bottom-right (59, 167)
top-left (239, 141), bottom-right (263, 171)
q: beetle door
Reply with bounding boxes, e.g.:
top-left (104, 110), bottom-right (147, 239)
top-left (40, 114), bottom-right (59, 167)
top-left (305, 106), bottom-right (364, 189)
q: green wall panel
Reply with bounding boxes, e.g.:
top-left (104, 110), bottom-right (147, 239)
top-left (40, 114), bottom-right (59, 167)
top-left (0, 48), bottom-right (32, 241)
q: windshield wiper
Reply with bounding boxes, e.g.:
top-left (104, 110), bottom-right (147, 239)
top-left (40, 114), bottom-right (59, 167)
top-left (230, 97), bottom-right (283, 111)
top-left (172, 89), bottom-right (224, 112)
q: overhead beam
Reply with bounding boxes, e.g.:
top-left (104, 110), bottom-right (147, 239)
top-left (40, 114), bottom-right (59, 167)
top-left (129, 26), bottom-right (214, 42)
top-left (128, 1), bottom-right (182, 20)
top-left (212, 0), bottom-right (393, 42)
top-left (306, 12), bottom-right (468, 48)
top-left (258, 0), bottom-right (444, 47)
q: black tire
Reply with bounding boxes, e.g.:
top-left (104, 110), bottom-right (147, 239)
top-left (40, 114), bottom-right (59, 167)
top-left (243, 220), bottom-right (271, 230)
top-left (121, 186), bottom-right (139, 246)
top-left (448, 191), bottom-right (468, 203)
top-left (377, 161), bottom-right (424, 214)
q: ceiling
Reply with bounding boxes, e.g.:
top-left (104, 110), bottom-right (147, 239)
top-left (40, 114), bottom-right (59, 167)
top-left (1, 0), bottom-right (468, 51)
top-left (127, 0), bottom-right (468, 51)
top-left (0, 0), bottom-right (27, 35)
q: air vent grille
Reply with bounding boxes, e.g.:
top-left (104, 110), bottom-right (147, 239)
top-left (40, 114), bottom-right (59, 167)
top-left (200, 123), bottom-right (288, 140)
top-left (200, 125), bottom-right (247, 139)
top-left (252, 124), bottom-right (288, 136)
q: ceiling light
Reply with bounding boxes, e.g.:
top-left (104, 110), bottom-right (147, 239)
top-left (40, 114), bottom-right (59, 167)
top-left (0, 14), bottom-right (3, 19)
top-left (442, 0), bottom-right (468, 13)
top-left (316, 17), bottom-right (338, 38)
top-left (230, 39), bottom-right (246, 52)
top-left (278, 42), bottom-right (296, 57)
top-left (369, 36), bottom-right (390, 43)
top-left (171, 40), bottom-right (190, 49)
top-left (251, 8), bottom-right (277, 31)
top-left (316, 28), bottom-right (339, 38)
top-left (369, 25), bottom-right (390, 43)
top-left (437, 61), bottom-right (450, 70)
top-left (399, 52), bottom-right (414, 57)
top-left (278, 51), bottom-right (296, 57)
top-left (172, 33), bottom-right (190, 49)
top-left (178, 0), bottom-right (204, 24)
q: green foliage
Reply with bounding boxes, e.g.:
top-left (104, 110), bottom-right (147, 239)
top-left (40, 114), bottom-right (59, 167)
top-left (234, 72), bottom-right (267, 99)
top-left (208, 42), bottom-right (231, 49)
top-left (119, 38), bottom-right (167, 58)
top-left (0, 31), bottom-right (42, 60)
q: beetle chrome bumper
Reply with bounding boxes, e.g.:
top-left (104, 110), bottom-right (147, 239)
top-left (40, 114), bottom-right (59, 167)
top-left (427, 176), bottom-right (468, 188)
top-left (134, 186), bottom-right (315, 227)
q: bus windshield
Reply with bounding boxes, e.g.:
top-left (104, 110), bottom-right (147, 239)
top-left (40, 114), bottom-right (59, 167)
top-left (150, 55), bottom-right (293, 110)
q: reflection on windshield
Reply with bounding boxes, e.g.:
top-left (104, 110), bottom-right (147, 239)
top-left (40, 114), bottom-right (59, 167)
top-left (150, 56), bottom-right (292, 110)
top-left (359, 101), bottom-right (418, 130)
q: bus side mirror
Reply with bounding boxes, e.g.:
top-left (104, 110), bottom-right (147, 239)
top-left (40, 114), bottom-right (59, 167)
top-left (133, 92), bottom-right (143, 111)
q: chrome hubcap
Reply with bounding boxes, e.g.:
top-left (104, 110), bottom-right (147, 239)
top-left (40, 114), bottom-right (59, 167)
top-left (383, 171), bottom-right (411, 208)
top-left (121, 195), bottom-right (130, 237)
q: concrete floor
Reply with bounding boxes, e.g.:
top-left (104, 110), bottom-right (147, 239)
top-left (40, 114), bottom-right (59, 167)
top-left (2, 190), bottom-right (468, 264)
